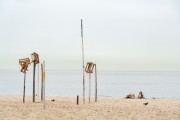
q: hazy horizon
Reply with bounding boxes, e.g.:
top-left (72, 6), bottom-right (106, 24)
top-left (0, 0), bottom-right (180, 71)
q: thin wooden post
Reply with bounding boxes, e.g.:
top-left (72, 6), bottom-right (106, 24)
top-left (33, 62), bottom-right (36, 102)
top-left (37, 63), bottom-right (39, 96)
top-left (89, 73), bottom-right (91, 103)
top-left (95, 64), bottom-right (97, 102)
top-left (43, 61), bottom-right (46, 109)
top-left (77, 95), bottom-right (79, 105)
top-left (41, 63), bottom-right (43, 101)
top-left (23, 73), bottom-right (26, 103)
top-left (81, 19), bottom-right (85, 104)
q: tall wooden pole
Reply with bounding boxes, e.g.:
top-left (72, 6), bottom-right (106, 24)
top-left (41, 63), bottom-right (43, 101)
top-left (43, 61), bottom-right (46, 109)
top-left (89, 73), bottom-right (91, 103)
top-left (33, 62), bottom-right (36, 102)
top-left (37, 63), bottom-right (39, 96)
top-left (81, 19), bottom-right (85, 103)
top-left (23, 73), bottom-right (26, 103)
top-left (95, 64), bottom-right (97, 102)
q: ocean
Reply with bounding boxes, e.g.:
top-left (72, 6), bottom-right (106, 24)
top-left (0, 69), bottom-right (180, 98)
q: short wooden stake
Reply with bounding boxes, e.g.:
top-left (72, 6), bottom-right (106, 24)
top-left (77, 95), bottom-right (79, 105)
top-left (23, 73), bottom-right (26, 103)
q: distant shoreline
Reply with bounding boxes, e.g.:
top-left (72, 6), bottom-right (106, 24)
top-left (0, 95), bottom-right (180, 99)
top-left (0, 69), bottom-right (180, 72)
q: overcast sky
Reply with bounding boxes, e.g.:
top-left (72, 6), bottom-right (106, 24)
top-left (0, 0), bottom-right (180, 71)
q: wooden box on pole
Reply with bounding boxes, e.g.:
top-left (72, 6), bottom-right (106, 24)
top-left (85, 62), bottom-right (96, 103)
top-left (31, 52), bottom-right (39, 103)
top-left (19, 58), bottom-right (30, 103)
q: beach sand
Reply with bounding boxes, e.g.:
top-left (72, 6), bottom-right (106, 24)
top-left (0, 96), bottom-right (179, 120)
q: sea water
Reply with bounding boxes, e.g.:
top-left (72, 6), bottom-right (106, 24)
top-left (0, 69), bottom-right (179, 98)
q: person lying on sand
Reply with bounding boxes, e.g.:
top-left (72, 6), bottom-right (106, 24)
top-left (138, 91), bottom-right (145, 99)
top-left (125, 93), bottom-right (135, 99)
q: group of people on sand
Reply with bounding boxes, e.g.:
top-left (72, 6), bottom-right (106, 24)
top-left (125, 91), bottom-right (145, 99)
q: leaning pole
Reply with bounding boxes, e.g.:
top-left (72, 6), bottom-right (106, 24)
top-left (81, 19), bottom-right (85, 104)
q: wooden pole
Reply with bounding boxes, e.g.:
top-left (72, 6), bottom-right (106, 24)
top-left (43, 61), bottom-right (46, 109)
top-left (81, 19), bottom-right (85, 104)
top-left (95, 64), bottom-right (97, 102)
top-left (33, 62), bottom-right (36, 102)
top-left (37, 63), bottom-right (39, 96)
top-left (23, 73), bottom-right (26, 103)
top-left (41, 63), bottom-right (43, 101)
top-left (77, 95), bottom-right (79, 105)
top-left (89, 73), bottom-right (91, 103)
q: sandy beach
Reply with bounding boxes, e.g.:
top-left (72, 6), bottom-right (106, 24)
top-left (0, 96), bottom-right (179, 120)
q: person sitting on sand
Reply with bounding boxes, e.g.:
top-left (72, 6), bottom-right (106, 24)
top-left (138, 91), bottom-right (145, 99)
top-left (125, 93), bottom-right (135, 99)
